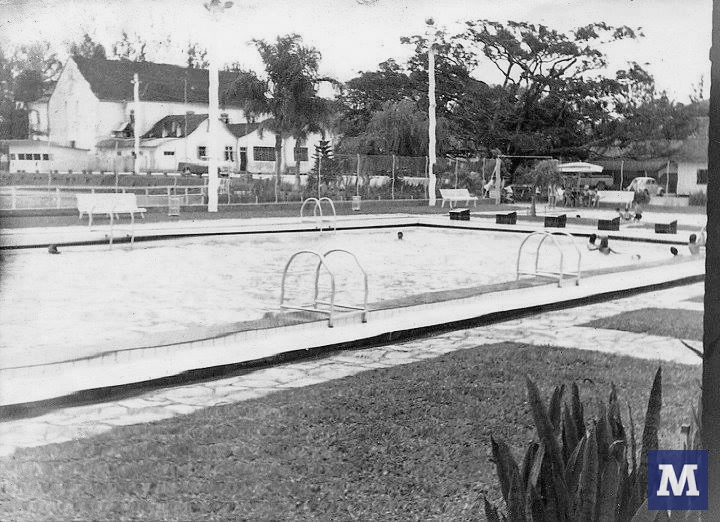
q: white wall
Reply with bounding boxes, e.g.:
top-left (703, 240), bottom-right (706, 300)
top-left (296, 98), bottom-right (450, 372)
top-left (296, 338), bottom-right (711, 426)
top-left (677, 161), bottom-right (708, 195)
top-left (48, 59), bottom-right (99, 150)
top-left (7, 141), bottom-right (95, 172)
top-left (237, 131), bottom-right (324, 174)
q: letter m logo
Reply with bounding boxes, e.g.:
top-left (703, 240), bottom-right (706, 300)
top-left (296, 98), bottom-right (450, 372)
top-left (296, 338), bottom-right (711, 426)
top-left (648, 450), bottom-right (708, 511)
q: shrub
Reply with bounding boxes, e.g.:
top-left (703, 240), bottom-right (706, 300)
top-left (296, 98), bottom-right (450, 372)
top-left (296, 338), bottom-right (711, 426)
top-left (688, 191), bottom-right (707, 207)
top-left (485, 368), bottom-right (663, 521)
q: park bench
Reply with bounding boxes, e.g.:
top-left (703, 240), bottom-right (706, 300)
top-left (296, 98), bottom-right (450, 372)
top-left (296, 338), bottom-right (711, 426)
top-left (76, 193), bottom-right (146, 227)
top-left (439, 188), bottom-right (478, 208)
top-left (597, 190), bottom-right (635, 207)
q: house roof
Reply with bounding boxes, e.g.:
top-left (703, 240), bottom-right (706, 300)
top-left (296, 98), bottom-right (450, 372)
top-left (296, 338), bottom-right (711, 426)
top-left (72, 56), bottom-right (247, 107)
top-left (142, 114), bottom-right (208, 139)
top-left (226, 121), bottom-right (262, 138)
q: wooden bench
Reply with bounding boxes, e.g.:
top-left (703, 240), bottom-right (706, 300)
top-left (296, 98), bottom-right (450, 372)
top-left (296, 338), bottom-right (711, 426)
top-left (598, 216), bottom-right (620, 231)
top-left (496, 211), bottom-right (517, 225)
top-left (597, 190), bottom-right (635, 207)
top-left (655, 220), bottom-right (677, 234)
top-left (76, 193), bottom-right (146, 227)
top-left (439, 188), bottom-right (478, 208)
top-left (544, 214), bottom-right (567, 228)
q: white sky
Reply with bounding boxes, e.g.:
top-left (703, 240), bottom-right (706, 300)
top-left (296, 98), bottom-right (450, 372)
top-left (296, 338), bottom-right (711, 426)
top-left (0, 0), bottom-right (712, 101)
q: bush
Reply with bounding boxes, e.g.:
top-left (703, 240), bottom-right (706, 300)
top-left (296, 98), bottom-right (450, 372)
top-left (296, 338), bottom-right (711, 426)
top-left (689, 191), bottom-right (707, 207)
top-left (485, 368), bottom-right (664, 521)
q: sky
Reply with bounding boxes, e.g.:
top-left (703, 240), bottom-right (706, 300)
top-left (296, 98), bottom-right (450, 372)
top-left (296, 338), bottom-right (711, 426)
top-left (0, 0), bottom-right (712, 102)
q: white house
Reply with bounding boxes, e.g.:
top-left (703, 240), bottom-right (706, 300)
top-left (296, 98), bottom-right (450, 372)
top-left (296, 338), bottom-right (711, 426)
top-left (674, 116), bottom-right (708, 196)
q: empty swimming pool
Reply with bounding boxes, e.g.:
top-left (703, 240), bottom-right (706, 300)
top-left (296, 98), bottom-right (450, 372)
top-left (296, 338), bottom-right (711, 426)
top-left (0, 226), bottom-right (678, 363)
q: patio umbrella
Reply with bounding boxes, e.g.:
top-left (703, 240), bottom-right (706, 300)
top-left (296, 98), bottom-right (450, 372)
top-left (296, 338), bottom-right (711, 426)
top-left (557, 161), bottom-right (604, 188)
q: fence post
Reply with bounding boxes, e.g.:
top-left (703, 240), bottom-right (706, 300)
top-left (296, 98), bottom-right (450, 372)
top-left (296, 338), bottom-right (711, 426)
top-left (454, 158), bottom-right (459, 189)
top-left (425, 156), bottom-right (429, 200)
top-left (356, 153), bottom-right (360, 196)
top-left (185, 187), bottom-right (189, 206)
top-left (11, 186), bottom-right (16, 210)
top-left (55, 187), bottom-right (61, 209)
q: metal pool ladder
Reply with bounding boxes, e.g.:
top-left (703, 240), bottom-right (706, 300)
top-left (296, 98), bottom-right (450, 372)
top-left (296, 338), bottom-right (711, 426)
top-left (300, 197), bottom-right (337, 232)
top-left (280, 249), bottom-right (368, 327)
top-left (516, 231), bottom-right (582, 287)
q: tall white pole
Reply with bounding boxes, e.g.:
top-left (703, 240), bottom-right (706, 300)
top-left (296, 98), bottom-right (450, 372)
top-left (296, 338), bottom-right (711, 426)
top-left (427, 19), bottom-right (437, 207)
top-left (132, 73), bottom-right (141, 175)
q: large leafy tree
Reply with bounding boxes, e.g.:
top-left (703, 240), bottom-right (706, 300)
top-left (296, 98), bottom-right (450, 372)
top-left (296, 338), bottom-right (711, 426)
top-left (68, 33), bottom-right (107, 60)
top-left (112, 31), bottom-right (148, 62)
top-left (230, 34), bottom-right (335, 199)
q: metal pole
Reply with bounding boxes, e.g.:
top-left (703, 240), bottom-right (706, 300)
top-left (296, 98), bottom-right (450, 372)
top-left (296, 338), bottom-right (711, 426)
top-left (427, 20), bottom-right (437, 207)
top-left (132, 73), bottom-right (141, 175)
top-left (454, 157), bottom-right (459, 189)
top-left (355, 153), bottom-right (360, 196)
top-left (391, 154), bottom-right (396, 200)
top-left (665, 159), bottom-right (670, 195)
top-left (620, 159), bottom-right (624, 189)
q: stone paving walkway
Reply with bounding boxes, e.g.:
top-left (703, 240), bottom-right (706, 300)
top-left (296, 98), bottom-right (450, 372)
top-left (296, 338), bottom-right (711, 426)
top-left (0, 281), bottom-right (704, 457)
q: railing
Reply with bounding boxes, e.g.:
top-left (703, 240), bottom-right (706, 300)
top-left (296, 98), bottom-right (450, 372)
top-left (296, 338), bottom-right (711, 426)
top-left (0, 185), bottom-right (206, 211)
top-left (516, 231), bottom-right (582, 287)
top-left (300, 197), bottom-right (337, 232)
top-left (280, 248), bottom-right (368, 327)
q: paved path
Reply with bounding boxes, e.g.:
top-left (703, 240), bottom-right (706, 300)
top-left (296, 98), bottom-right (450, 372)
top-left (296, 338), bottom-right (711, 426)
top-left (0, 281), bottom-right (703, 457)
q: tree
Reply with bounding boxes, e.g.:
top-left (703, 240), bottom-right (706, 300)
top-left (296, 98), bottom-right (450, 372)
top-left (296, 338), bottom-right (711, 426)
top-left (112, 31), bottom-right (147, 61)
top-left (68, 33), bottom-right (107, 59)
top-left (186, 42), bottom-right (208, 69)
top-left (230, 34), bottom-right (335, 199)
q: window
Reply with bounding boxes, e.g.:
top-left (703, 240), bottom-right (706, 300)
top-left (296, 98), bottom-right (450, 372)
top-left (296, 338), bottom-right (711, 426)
top-left (294, 147), bottom-right (308, 162)
top-left (224, 146), bottom-right (234, 162)
top-left (9, 154), bottom-right (15, 160)
top-left (697, 169), bottom-right (708, 185)
top-left (197, 146), bottom-right (207, 159)
top-left (163, 151), bottom-right (175, 156)
top-left (17, 153), bottom-right (25, 160)
top-left (42, 154), bottom-right (49, 160)
top-left (33, 153), bottom-right (41, 160)
top-left (253, 146), bottom-right (275, 161)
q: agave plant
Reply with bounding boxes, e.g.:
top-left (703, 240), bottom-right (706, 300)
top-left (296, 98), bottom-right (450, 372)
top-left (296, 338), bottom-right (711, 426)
top-left (484, 367), bottom-right (663, 521)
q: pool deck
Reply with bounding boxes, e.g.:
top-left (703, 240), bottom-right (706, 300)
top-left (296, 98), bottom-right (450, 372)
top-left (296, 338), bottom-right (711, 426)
top-left (0, 208), bottom-right (705, 410)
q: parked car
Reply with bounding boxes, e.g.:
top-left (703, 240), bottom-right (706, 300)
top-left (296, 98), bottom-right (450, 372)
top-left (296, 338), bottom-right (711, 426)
top-left (626, 177), bottom-right (664, 197)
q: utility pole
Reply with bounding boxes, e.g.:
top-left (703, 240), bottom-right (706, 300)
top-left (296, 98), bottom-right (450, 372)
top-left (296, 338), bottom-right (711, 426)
top-left (204, 0), bottom-right (233, 212)
top-left (132, 73), bottom-right (141, 175)
top-left (426, 18), bottom-right (437, 207)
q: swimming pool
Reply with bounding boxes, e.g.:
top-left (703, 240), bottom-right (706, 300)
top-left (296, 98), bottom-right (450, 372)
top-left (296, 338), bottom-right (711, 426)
top-left (0, 226), bottom-right (677, 363)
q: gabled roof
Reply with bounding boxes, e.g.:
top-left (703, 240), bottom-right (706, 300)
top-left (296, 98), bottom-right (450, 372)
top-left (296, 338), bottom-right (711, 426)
top-left (142, 114), bottom-right (208, 139)
top-left (226, 121), bottom-right (262, 138)
top-left (72, 56), bottom-right (246, 107)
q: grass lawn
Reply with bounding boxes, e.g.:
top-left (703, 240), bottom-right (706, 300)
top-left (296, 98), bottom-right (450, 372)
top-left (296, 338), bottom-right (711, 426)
top-left (582, 307), bottom-right (703, 341)
top-left (0, 342), bottom-right (701, 521)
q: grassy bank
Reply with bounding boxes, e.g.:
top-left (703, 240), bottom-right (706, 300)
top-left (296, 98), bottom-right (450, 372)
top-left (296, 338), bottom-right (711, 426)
top-left (0, 342), bottom-right (701, 521)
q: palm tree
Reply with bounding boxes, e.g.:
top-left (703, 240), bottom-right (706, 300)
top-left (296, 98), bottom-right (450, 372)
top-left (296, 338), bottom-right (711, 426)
top-left (230, 34), bottom-right (335, 201)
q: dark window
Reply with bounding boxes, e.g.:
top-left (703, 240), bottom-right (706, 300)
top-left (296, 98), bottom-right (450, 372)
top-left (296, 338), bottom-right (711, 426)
top-left (117, 151), bottom-right (122, 156)
top-left (17, 153), bottom-right (25, 160)
top-left (42, 153), bottom-right (49, 160)
top-left (253, 146), bottom-right (275, 161)
top-left (697, 169), bottom-right (708, 184)
top-left (33, 153), bottom-right (41, 160)
top-left (294, 147), bottom-right (308, 162)
top-left (197, 146), bottom-right (207, 159)
top-left (224, 146), bottom-right (234, 162)
top-left (163, 151), bottom-right (175, 156)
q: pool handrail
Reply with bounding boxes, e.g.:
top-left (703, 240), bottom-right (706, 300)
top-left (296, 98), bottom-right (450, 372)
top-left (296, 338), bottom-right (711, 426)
top-left (280, 250), bottom-right (336, 326)
top-left (314, 249), bottom-right (368, 323)
top-left (516, 231), bottom-right (581, 287)
top-left (300, 197), bottom-right (336, 232)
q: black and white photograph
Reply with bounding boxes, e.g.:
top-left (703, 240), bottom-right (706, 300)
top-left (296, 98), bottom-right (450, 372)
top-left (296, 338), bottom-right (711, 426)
top-left (0, 0), bottom-right (718, 519)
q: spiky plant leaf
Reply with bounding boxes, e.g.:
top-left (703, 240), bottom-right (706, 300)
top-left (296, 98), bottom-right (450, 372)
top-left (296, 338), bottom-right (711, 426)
top-left (637, 367), bottom-right (662, 502)
top-left (524, 483), bottom-right (545, 522)
top-left (596, 399), bottom-right (611, 467)
top-left (628, 402), bottom-right (637, 475)
top-left (549, 384), bottom-right (565, 434)
top-left (507, 467), bottom-right (526, 522)
top-left (565, 435), bottom-right (586, 504)
top-left (576, 423), bottom-right (599, 522)
top-left (520, 442), bottom-right (539, 491)
top-left (630, 499), bottom-right (671, 521)
top-left (527, 442), bottom-right (545, 491)
top-left (483, 497), bottom-right (503, 522)
top-left (608, 383), bottom-right (627, 441)
top-left (525, 376), bottom-right (569, 517)
top-left (491, 436), bottom-right (520, 505)
top-left (562, 403), bottom-right (579, 464)
top-left (597, 440), bottom-right (625, 522)
top-left (571, 382), bottom-right (586, 435)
